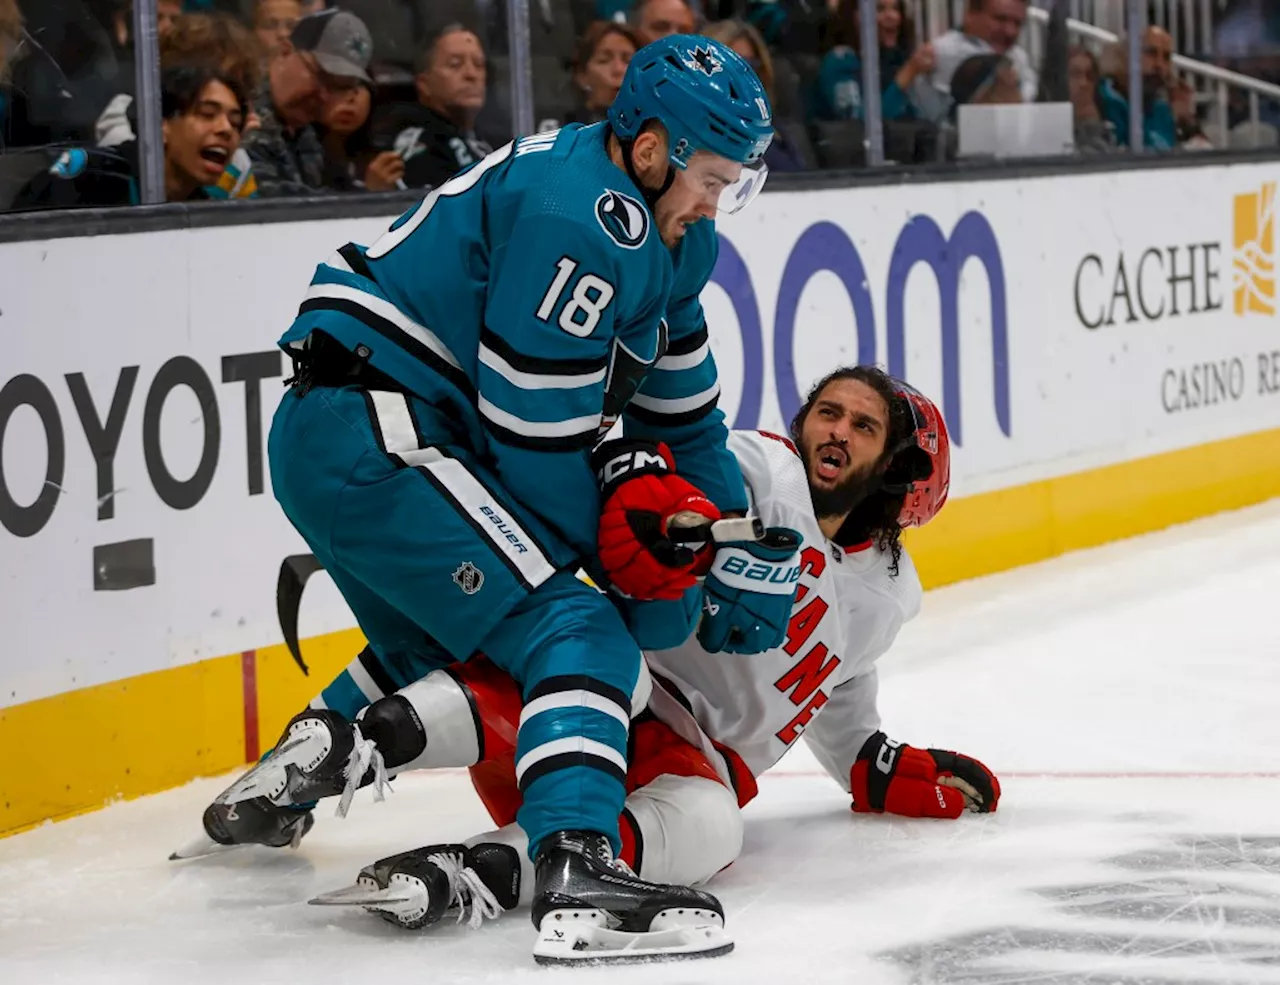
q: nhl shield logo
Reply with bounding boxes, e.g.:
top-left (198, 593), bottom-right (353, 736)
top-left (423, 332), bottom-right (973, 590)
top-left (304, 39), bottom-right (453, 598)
top-left (452, 562), bottom-right (484, 595)
top-left (595, 190), bottom-right (649, 249)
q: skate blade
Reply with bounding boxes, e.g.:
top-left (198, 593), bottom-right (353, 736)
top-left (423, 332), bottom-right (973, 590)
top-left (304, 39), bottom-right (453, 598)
top-left (308, 884), bottom-right (419, 908)
top-left (533, 909), bottom-right (733, 965)
top-left (215, 734), bottom-right (310, 806)
top-left (169, 832), bottom-right (239, 861)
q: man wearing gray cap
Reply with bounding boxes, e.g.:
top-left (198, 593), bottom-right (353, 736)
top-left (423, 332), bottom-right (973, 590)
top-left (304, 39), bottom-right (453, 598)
top-left (244, 7), bottom-right (373, 195)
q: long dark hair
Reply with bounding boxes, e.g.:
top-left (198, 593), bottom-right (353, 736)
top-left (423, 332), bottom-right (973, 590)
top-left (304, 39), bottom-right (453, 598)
top-left (826, 0), bottom-right (916, 56)
top-left (789, 365), bottom-right (915, 575)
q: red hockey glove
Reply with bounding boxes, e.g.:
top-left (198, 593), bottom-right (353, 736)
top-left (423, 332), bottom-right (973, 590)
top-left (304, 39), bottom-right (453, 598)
top-left (592, 439), bottom-right (720, 601)
top-left (850, 731), bottom-right (1001, 819)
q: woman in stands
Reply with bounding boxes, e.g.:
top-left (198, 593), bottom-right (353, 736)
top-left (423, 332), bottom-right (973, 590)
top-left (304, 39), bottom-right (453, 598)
top-left (567, 21), bottom-right (638, 126)
top-left (702, 18), bottom-right (810, 170)
top-left (317, 80), bottom-right (407, 192)
top-left (812, 0), bottom-right (937, 122)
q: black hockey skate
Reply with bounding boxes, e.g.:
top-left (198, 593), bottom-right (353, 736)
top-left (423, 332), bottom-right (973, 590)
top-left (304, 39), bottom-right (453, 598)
top-left (170, 708), bottom-right (388, 860)
top-left (309, 842), bottom-right (521, 930)
top-left (530, 830), bottom-right (732, 965)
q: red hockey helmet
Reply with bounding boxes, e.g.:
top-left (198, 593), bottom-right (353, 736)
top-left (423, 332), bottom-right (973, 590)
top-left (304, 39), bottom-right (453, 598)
top-left (883, 381), bottom-right (950, 528)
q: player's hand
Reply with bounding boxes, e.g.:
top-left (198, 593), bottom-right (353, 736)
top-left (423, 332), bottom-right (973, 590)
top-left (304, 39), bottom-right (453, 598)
top-left (850, 732), bottom-right (1000, 819)
top-left (697, 526), bottom-right (802, 654)
top-left (592, 439), bottom-right (720, 601)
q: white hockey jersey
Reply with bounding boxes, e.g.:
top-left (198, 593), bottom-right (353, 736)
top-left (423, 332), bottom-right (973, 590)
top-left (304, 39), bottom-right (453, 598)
top-left (645, 430), bottom-right (923, 802)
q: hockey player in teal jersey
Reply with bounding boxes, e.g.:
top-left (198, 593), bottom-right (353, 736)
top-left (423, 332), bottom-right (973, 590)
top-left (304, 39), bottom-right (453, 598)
top-left (180, 35), bottom-right (796, 963)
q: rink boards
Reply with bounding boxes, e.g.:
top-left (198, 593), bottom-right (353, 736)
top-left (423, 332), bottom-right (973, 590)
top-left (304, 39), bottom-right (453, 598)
top-left (3, 157), bottom-right (1280, 835)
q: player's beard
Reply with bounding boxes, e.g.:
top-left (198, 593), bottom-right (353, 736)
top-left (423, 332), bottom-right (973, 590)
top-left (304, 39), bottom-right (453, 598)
top-left (803, 450), bottom-right (883, 522)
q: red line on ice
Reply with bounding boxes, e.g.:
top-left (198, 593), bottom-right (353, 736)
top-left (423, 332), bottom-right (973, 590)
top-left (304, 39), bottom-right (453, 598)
top-left (241, 650), bottom-right (259, 763)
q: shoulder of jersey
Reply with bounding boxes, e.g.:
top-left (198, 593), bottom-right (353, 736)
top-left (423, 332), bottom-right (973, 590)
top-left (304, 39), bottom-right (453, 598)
top-left (728, 430), bottom-right (812, 517)
top-left (514, 124), bottom-right (657, 253)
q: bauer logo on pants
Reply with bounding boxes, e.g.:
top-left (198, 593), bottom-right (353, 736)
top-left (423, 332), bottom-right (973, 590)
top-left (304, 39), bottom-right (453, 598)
top-left (452, 562), bottom-right (484, 595)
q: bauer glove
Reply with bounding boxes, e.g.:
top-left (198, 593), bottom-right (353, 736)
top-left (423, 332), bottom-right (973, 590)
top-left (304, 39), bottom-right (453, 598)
top-left (592, 439), bottom-right (720, 601)
top-left (850, 731), bottom-right (1001, 818)
top-left (697, 526), bottom-right (802, 654)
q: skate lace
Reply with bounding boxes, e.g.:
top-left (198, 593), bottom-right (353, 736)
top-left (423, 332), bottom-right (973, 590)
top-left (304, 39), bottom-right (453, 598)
top-left (428, 852), bottom-right (505, 929)
top-left (335, 730), bottom-right (390, 819)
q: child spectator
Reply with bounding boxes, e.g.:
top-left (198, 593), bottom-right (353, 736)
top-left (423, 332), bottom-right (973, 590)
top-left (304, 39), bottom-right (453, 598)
top-left (812, 0), bottom-right (937, 123)
top-left (567, 21), bottom-right (637, 125)
top-left (703, 18), bottom-right (810, 171)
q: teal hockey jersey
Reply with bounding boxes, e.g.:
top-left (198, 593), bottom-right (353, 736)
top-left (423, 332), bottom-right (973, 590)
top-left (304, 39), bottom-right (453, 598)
top-left (279, 122), bottom-right (747, 559)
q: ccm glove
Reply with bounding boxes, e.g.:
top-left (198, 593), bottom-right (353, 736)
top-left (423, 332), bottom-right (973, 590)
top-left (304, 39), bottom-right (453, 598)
top-left (850, 731), bottom-right (1001, 818)
top-left (592, 439), bottom-right (720, 601)
top-left (697, 526), bottom-right (802, 654)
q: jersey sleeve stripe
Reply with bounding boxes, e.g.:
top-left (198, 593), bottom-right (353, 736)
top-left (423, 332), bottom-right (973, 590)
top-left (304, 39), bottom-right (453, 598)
top-left (478, 394), bottom-right (601, 439)
top-left (303, 283), bottom-right (462, 370)
top-left (479, 327), bottom-right (608, 376)
top-left (298, 296), bottom-right (475, 398)
top-left (479, 341), bottom-right (608, 390)
top-left (655, 340), bottom-right (710, 371)
top-left (662, 323), bottom-right (709, 356)
top-left (625, 393), bottom-right (720, 428)
top-left (628, 381), bottom-right (720, 415)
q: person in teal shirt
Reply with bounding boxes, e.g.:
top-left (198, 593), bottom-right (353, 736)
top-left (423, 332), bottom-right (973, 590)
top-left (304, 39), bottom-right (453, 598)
top-left (812, 0), bottom-right (937, 121)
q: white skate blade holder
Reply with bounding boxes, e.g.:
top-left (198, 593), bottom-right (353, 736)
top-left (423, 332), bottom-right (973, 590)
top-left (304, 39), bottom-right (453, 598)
top-left (533, 908), bottom-right (733, 965)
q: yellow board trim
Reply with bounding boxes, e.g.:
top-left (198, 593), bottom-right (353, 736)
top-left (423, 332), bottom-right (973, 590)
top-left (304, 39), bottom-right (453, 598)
top-left (4, 428), bottom-right (1280, 836)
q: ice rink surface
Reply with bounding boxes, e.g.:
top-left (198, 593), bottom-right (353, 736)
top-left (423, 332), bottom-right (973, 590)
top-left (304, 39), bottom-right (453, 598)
top-left (4, 500), bottom-right (1280, 984)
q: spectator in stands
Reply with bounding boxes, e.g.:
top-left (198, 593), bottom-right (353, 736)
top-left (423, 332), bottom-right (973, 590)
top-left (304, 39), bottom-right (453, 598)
top-left (245, 7), bottom-right (372, 195)
top-left (812, 0), bottom-right (938, 123)
top-left (12, 61), bottom-right (248, 209)
top-left (299, 0), bottom-right (327, 14)
top-left (703, 18), bottom-right (809, 170)
top-left (318, 80), bottom-right (405, 191)
top-left (631, 0), bottom-right (696, 46)
top-left (379, 23), bottom-right (490, 189)
top-left (1097, 25), bottom-right (1178, 150)
top-left (929, 0), bottom-right (1038, 104)
top-left (94, 12), bottom-right (263, 199)
top-left (253, 0), bottom-right (302, 61)
top-left (97, 0), bottom-right (183, 51)
top-left (949, 52), bottom-right (1021, 113)
top-left (1067, 45), bottom-right (1116, 153)
top-left (0, 0), bottom-right (20, 145)
top-left (568, 20), bottom-right (637, 125)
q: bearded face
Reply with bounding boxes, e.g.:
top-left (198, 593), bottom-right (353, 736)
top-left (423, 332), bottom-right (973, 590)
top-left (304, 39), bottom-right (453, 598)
top-left (794, 377), bottom-right (892, 522)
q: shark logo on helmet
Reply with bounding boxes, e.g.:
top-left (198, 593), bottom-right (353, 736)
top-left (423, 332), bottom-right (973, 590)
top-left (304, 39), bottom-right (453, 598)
top-left (685, 45), bottom-right (723, 76)
top-left (594, 190), bottom-right (650, 249)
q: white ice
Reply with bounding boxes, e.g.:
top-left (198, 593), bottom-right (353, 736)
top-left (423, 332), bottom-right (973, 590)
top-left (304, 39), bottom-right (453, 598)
top-left (4, 500), bottom-right (1280, 984)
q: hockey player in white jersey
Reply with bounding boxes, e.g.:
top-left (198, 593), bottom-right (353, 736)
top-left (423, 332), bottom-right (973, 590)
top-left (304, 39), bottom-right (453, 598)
top-left (308, 366), bottom-right (1001, 948)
